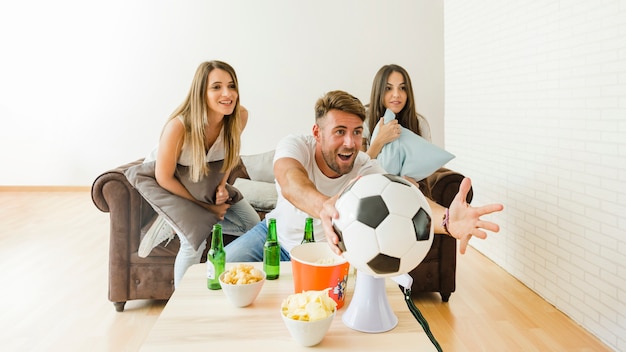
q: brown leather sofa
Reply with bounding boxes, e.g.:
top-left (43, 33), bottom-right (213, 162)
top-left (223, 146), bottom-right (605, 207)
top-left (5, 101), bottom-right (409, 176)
top-left (92, 158), bottom-right (470, 312)
top-left (408, 169), bottom-right (472, 302)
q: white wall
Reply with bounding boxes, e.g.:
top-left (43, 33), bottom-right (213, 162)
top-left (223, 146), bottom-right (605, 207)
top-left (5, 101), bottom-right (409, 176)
top-left (0, 0), bottom-right (443, 186)
top-left (445, 1), bottom-right (626, 350)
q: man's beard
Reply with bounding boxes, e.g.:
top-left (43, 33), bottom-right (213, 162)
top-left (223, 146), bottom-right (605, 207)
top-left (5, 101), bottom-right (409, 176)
top-left (321, 148), bottom-right (356, 176)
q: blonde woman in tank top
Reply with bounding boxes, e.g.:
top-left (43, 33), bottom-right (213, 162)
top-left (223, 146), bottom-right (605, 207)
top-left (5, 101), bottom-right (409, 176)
top-left (149, 61), bottom-right (259, 287)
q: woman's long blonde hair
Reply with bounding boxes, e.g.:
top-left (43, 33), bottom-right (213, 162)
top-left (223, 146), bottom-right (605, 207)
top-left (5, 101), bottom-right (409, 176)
top-left (165, 61), bottom-right (242, 182)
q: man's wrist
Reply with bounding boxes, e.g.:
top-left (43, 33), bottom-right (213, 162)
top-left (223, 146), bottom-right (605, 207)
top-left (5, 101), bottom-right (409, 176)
top-left (442, 208), bottom-right (452, 236)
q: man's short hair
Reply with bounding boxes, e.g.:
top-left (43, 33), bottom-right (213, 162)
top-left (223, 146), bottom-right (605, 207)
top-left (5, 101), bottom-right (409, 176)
top-left (315, 90), bottom-right (366, 123)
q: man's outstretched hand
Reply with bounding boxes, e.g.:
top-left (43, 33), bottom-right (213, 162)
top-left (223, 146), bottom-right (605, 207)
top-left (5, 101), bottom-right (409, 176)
top-left (447, 178), bottom-right (504, 254)
top-left (320, 176), bottom-right (504, 256)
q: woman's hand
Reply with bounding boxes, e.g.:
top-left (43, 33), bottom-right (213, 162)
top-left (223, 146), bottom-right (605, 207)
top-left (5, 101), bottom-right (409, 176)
top-left (374, 117), bottom-right (401, 145)
top-left (366, 117), bottom-right (402, 159)
top-left (200, 202), bottom-right (231, 220)
top-left (215, 184), bottom-right (229, 205)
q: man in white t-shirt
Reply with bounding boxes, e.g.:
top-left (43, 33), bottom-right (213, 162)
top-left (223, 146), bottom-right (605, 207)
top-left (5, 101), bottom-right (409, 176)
top-left (225, 90), bottom-right (503, 262)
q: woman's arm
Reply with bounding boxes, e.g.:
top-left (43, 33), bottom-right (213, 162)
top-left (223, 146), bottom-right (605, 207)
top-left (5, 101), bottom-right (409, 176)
top-left (215, 173), bottom-right (230, 205)
top-left (155, 118), bottom-right (194, 201)
top-left (240, 105), bottom-right (249, 129)
top-left (155, 118), bottom-right (230, 218)
top-left (215, 106), bottom-right (250, 204)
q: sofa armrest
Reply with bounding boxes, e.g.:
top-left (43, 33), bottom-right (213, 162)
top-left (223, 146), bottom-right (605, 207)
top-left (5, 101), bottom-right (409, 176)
top-left (227, 157), bottom-right (251, 185)
top-left (426, 167), bottom-right (473, 208)
top-left (92, 159), bottom-right (143, 212)
top-left (409, 167), bottom-right (470, 300)
top-left (92, 159), bottom-right (156, 304)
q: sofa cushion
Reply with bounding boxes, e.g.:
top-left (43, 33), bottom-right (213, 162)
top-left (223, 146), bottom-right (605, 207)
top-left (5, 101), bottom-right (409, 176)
top-left (241, 150), bottom-right (275, 182)
top-left (233, 178), bottom-right (277, 212)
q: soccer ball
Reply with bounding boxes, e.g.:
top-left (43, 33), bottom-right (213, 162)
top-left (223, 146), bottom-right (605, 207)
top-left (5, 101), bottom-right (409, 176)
top-left (332, 174), bottom-right (433, 278)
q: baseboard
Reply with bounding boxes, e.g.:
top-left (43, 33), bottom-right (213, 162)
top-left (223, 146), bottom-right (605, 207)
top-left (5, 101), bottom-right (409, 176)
top-left (0, 186), bottom-right (91, 192)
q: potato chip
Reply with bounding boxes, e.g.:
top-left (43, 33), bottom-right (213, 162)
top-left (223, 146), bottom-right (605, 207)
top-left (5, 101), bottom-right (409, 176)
top-left (221, 264), bottom-right (264, 285)
top-left (281, 289), bottom-right (337, 322)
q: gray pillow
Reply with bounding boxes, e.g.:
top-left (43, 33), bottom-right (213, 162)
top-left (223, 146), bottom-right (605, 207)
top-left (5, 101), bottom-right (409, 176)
top-left (241, 150), bottom-right (275, 182)
top-left (233, 178), bottom-right (277, 212)
top-left (125, 160), bottom-right (243, 250)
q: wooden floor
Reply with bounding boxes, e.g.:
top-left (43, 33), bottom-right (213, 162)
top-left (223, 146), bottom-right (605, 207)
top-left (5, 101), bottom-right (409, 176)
top-left (0, 191), bottom-right (613, 352)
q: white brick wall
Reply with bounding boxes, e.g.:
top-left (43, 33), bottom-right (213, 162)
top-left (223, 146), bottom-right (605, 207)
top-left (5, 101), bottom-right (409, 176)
top-left (444, 1), bottom-right (626, 350)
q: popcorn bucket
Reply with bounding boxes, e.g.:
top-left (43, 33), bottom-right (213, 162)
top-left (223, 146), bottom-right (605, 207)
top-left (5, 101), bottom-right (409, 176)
top-left (290, 242), bottom-right (350, 309)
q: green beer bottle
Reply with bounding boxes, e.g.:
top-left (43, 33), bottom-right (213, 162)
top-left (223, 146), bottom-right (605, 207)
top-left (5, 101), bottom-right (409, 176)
top-left (263, 218), bottom-right (280, 280)
top-left (207, 224), bottom-right (225, 290)
top-left (301, 217), bottom-right (315, 244)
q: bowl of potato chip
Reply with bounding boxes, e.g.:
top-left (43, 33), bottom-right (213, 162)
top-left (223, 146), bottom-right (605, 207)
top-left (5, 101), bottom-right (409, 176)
top-left (219, 264), bottom-right (266, 307)
top-left (281, 289), bottom-right (337, 346)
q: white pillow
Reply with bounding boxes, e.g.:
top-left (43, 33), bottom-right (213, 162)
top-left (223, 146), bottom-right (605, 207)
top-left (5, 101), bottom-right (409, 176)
top-left (241, 150), bottom-right (275, 183)
top-left (233, 178), bottom-right (278, 212)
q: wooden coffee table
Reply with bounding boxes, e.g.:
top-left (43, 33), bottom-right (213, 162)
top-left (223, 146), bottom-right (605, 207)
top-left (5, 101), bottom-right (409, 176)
top-left (140, 262), bottom-right (436, 351)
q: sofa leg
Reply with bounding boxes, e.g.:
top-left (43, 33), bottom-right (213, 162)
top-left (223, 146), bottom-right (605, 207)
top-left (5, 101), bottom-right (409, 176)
top-left (440, 292), bottom-right (451, 302)
top-left (114, 301), bottom-right (126, 312)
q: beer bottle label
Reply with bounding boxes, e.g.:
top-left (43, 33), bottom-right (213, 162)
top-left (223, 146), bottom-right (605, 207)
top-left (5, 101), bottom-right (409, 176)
top-left (207, 261), bottom-right (216, 280)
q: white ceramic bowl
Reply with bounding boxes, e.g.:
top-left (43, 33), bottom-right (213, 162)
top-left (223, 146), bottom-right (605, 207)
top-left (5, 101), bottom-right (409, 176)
top-left (281, 310), bottom-right (336, 347)
top-left (218, 270), bottom-right (266, 307)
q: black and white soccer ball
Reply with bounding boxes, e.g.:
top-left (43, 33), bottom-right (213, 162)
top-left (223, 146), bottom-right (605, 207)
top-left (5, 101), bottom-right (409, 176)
top-left (332, 173), bottom-right (433, 278)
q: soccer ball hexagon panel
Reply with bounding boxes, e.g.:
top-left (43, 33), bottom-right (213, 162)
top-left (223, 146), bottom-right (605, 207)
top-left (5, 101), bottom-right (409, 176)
top-left (332, 174), bottom-right (433, 278)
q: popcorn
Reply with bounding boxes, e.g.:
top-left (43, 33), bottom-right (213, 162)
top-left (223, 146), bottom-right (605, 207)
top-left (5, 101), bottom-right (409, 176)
top-left (314, 257), bottom-right (337, 265)
top-left (221, 264), bottom-right (264, 285)
top-left (281, 289), bottom-right (337, 322)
